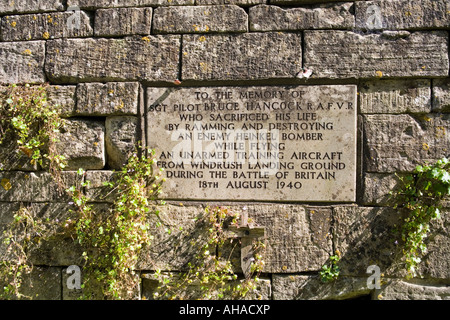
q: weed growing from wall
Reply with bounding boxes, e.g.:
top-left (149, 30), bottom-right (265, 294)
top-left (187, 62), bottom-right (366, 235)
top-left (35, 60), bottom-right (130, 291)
top-left (391, 158), bottom-right (450, 278)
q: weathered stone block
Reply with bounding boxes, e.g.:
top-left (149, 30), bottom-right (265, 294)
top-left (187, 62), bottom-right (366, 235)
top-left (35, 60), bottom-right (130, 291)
top-left (11, 267), bottom-right (62, 300)
top-left (55, 119), bottom-right (105, 170)
top-left (249, 3), bottom-right (354, 31)
top-left (85, 170), bottom-right (118, 203)
top-left (272, 275), bottom-right (371, 300)
top-left (0, 171), bottom-right (76, 202)
top-left (356, 0), bottom-right (450, 30)
top-left (182, 32), bottom-right (302, 81)
top-left (271, 0), bottom-right (344, 3)
top-left (0, 0), bottom-right (64, 14)
top-left (94, 7), bottom-right (152, 37)
top-left (363, 114), bottom-right (450, 173)
top-left (153, 5), bottom-right (247, 34)
top-left (222, 205), bottom-right (333, 273)
top-left (47, 85), bottom-right (77, 116)
top-left (141, 273), bottom-right (271, 300)
top-left (196, 0), bottom-right (266, 5)
top-left (375, 279), bottom-right (450, 300)
top-left (363, 173), bottom-right (402, 206)
top-left (76, 82), bottom-right (140, 116)
top-left (359, 80), bottom-right (431, 114)
top-left (332, 206), bottom-right (402, 277)
top-left (0, 41), bottom-right (46, 84)
top-left (45, 36), bottom-right (180, 84)
top-left (433, 79), bottom-right (450, 113)
top-left (1, 12), bottom-right (92, 41)
top-left (67, 0), bottom-right (193, 9)
top-left (105, 116), bottom-right (139, 170)
top-left (304, 31), bottom-right (449, 79)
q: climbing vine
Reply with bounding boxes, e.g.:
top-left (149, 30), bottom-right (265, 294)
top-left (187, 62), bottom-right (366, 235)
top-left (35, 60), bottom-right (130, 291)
top-left (1, 84), bottom-right (265, 300)
top-left (151, 206), bottom-right (266, 300)
top-left (391, 158), bottom-right (450, 278)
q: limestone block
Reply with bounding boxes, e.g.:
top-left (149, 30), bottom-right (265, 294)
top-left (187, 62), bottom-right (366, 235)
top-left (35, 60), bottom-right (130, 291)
top-left (1, 12), bottom-right (92, 41)
top-left (196, 0), bottom-right (265, 5)
top-left (105, 116), bottom-right (139, 170)
top-left (433, 79), bottom-right (450, 113)
top-left (5, 267), bottom-right (62, 300)
top-left (0, 0), bottom-right (64, 14)
top-left (67, 0), bottom-right (194, 9)
top-left (220, 205), bottom-right (333, 273)
top-left (55, 119), bottom-right (105, 170)
top-left (0, 171), bottom-right (76, 202)
top-left (47, 85), bottom-right (77, 116)
top-left (85, 170), bottom-right (118, 203)
top-left (363, 114), bottom-right (450, 173)
top-left (76, 82), bottom-right (140, 116)
top-left (304, 31), bottom-right (449, 79)
top-left (249, 3), bottom-right (354, 31)
top-left (332, 206), bottom-right (402, 277)
top-left (271, 0), bottom-right (344, 4)
top-left (359, 80), bottom-right (432, 114)
top-left (362, 173), bottom-right (402, 206)
top-left (153, 5), bottom-right (248, 34)
top-left (141, 273), bottom-right (271, 300)
top-left (45, 36), bottom-right (180, 84)
top-left (272, 275), bottom-right (371, 300)
top-left (356, 0), bottom-right (450, 30)
top-left (375, 279), bottom-right (450, 300)
top-left (182, 32), bottom-right (302, 81)
top-left (94, 7), bottom-right (152, 37)
top-left (0, 41), bottom-right (46, 84)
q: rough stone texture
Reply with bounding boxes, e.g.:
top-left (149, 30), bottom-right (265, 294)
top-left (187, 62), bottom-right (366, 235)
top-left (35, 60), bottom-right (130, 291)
top-left (67, 0), bottom-right (194, 9)
top-left (182, 32), bottom-right (302, 81)
top-left (0, 0), bottom-right (64, 14)
top-left (363, 114), bottom-right (450, 173)
top-left (94, 7), bottom-right (152, 37)
top-left (85, 170), bottom-right (118, 202)
top-left (375, 279), bottom-right (450, 300)
top-left (141, 273), bottom-right (271, 300)
top-left (356, 0), bottom-right (450, 30)
top-left (55, 119), bottom-right (105, 170)
top-left (138, 204), bottom-right (332, 273)
top-left (196, 0), bottom-right (266, 5)
top-left (420, 208), bottom-right (450, 280)
top-left (272, 275), bottom-right (371, 300)
top-left (249, 3), bottom-right (354, 31)
top-left (76, 82), bottom-right (140, 116)
top-left (153, 5), bottom-right (248, 34)
top-left (45, 36), bottom-right (180, 84)
top-left (13, 267), bottom-right (62, 300)
top-left (0, 130), bottom-right (38, 171)
top-left (332, 206), bottom-right (403, 277)
top-left (1, 12), bottom-right (93, 41)
top-left (433, 79), bottom-right (450, 113)
top-left (359, 80), bottom-right (432, 114)
top-left (0, 171), bottom-right (76, 202)
top-left (304, 31), bottom-right (449, 79)
top-left (0, 41), bottom-right (46, 84)
top-left (137, 204), bottom-right (211, 270)
top-left (234, 205), bottom-right (332, 273)
top-left (47, 85), bottom-right (77, 116)
top-left (271, 0), bottom-right (344, 3)
top-left (362, 173), bottom-right (402, 206)
top-left (105, 116), bottom-right (139, 170)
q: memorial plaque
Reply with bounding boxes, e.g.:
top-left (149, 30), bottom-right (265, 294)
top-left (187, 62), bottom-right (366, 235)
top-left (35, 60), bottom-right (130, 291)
top-left (147, 85), bottom-right (357, 202)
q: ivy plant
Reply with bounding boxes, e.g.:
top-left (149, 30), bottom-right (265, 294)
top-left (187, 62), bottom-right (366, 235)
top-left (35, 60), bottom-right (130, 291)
top-left (392, 158), bottom-right (450, 278)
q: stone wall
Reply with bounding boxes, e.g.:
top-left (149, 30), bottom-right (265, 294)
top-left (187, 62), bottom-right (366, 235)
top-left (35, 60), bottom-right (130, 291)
top-left (0, 0), bottom-right (449, 300)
